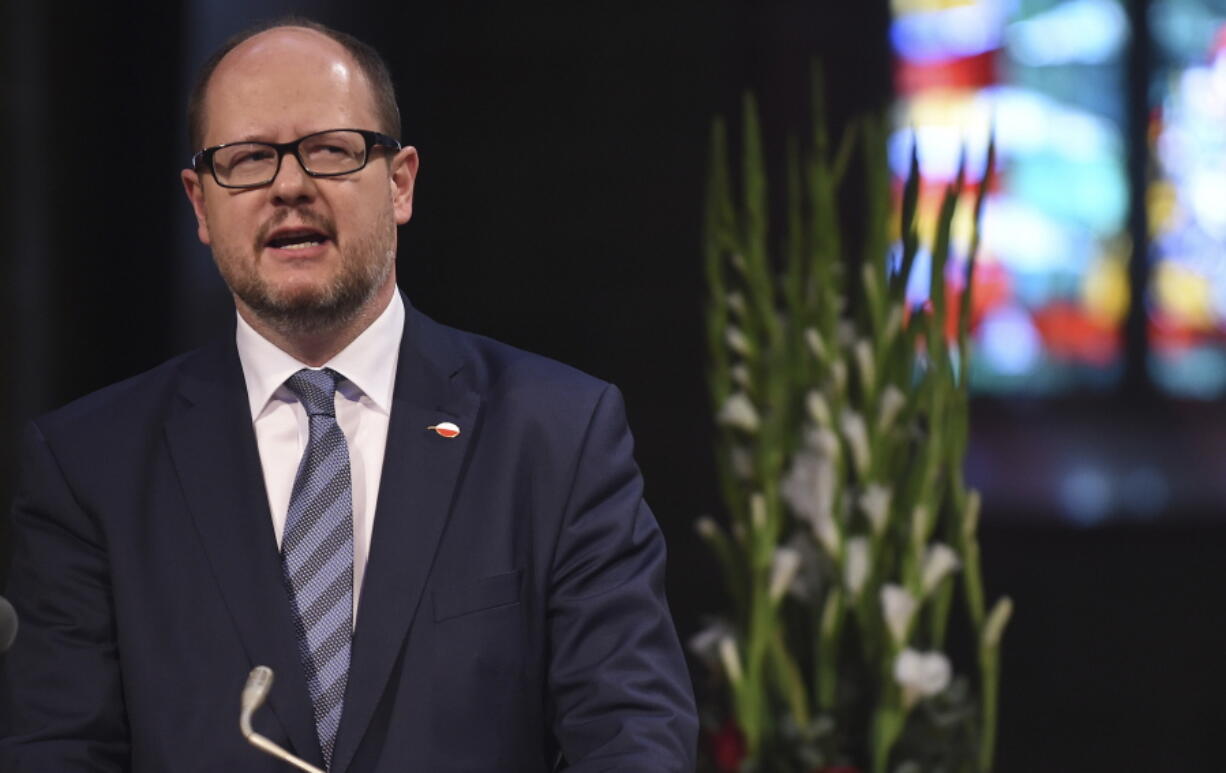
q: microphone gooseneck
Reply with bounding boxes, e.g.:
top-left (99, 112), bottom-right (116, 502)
top-left (0, 596), bottom-right (17, 654)
top-left (239, 666), bottom-right (325, 773)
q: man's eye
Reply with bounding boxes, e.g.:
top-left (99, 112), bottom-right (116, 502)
top-left (308, 143), bottom-right (357, 159)
top-left (231, 148), bottom-right (275, 166)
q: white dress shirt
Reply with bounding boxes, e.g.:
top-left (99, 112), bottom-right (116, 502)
top-left (235, 292), bottom-right (404, 619)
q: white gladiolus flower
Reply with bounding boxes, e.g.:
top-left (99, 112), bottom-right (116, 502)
top-left (832, 360), bottom-right (848, 396)
top-left (782, 443), bottom-right (839, 556)
top-left (893, 648), bottom-right (952, 708)
top-left (881, 584), bottom-right (918, 646)
top-left (750, 492), bottom-right (768, 530)
top-left (837, 320), bottom-right (857, 348)
top-left (844, 537), bottom-right (870, 598)
top-left (719, 636), bottom-right (743, 685)
top-left (782, 534), bottom-right (823, 601)
top-left (730, 363), bottom-right (752, 389)
top-left (806, 390), bottom-right (833, 427)
top-left (877, 385), bottom-right (906, 434)
top-left (717, 392), bottom-right (760, 432)
top-left (858, 483), bottom-right (891, 537)
top-left (694, 516), bottom-right (719, 540)
top-left (811, 426), bottom-right (839, 457)
top-left (730, 446), bottom-right (754, 479)
top-left (687, 618), bottom-right (733, 663)
top-left (726, 326), bottom-right (753, 358)
top-left (840, 410), bottom-right (870, 477)
top-left (805, 327), bottom-right (828, 361)
top-left (855, 338), bottom-right (875, 394)
top-left (921, 543), bottom-right (960, 596)
top-left (768, 547), bottom-right (803, 602)
top-left (727, 291), bottom-right (747, 317)
top-left (812, 506), bottom-right (840, 558)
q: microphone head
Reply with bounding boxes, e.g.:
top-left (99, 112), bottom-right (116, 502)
top-left (0, 596), bottom-right (17, 654)
top-left (242, 665), bottom-right (274, 712)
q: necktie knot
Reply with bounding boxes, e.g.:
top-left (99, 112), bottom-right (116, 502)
top-left (285, 368), bottom-right (341, 417)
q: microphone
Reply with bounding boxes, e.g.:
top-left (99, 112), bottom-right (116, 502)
top-left (0, 596), bottom-right (17, 653)
top-left (240, 666), bottom-right (325, 773)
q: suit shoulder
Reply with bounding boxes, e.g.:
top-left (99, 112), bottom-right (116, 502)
top-left (33, 348), bottom-right (202, 442)
top-left (442, 323), bottom-right (612, 403)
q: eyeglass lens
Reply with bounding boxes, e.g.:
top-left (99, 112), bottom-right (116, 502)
top-left (212, 130), bottom-right (370, 187)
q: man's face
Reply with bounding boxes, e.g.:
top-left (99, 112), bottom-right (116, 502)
top-left (181, 28), bottom-right (417, 334)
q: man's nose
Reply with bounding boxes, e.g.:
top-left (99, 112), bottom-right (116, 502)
top-left (269, 152), bottom-right (316, 203)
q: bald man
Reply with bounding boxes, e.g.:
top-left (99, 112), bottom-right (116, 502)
top-left (0, 19), bottom-right (697, 773)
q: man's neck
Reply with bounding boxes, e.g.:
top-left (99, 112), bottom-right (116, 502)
top-left (236, 281), bottom-right (397, 367)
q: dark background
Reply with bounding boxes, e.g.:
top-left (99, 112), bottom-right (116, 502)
top-left (3, 1), bottom-right (1224, 771)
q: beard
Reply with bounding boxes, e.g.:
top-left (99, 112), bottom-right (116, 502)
top-left (214, 205), bottom-right (396, 336)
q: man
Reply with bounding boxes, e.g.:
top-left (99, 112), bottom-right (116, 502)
top-left (0, 19), bottom-right (697, 772)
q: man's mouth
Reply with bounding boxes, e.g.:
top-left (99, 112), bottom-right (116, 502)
top-left (265, 228), bottom-right (331, 251)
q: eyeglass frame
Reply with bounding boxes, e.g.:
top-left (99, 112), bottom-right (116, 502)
top-left (191, 128), bottom-right (403, 189)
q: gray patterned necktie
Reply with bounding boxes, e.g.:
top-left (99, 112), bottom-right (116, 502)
top-left (281, 368), bottom-right (353, 769)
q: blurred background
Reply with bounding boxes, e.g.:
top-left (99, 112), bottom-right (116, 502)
top-left (3, 0), bottom-right (1226, 770)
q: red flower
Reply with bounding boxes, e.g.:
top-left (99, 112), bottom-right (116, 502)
top-left (709, 719), bottom-right (746, 773)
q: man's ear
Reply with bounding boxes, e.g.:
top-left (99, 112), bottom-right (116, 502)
top-left (181, 168), bottom-right (212, 245)
top-left (390, 146), bottom-right (419, 225)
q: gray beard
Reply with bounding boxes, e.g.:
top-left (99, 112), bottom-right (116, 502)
top-left (218, 208), bottom-right (396, 336)
top-left (233, 245), bottom-right (393, 336)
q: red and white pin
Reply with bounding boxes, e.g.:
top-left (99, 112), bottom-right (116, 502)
top-left (427, 421), bottom-right (461, 438)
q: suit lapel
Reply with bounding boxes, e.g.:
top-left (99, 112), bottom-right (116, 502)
top-left (331, 304), bottom-right (481, 773)
top-left (163, 341), bottom-right (323, 767)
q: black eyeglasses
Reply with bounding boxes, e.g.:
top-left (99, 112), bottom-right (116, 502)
top-left (192, 128), bottom-right (401, 189)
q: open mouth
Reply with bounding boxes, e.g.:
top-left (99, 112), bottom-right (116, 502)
top-left (265, 228), bottom-right (331, 251)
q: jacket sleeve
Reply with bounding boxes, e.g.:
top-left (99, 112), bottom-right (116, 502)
top-left (547, 384), bottom-right (698, 772)
top-left (0, 421), bottom-right (130, 771)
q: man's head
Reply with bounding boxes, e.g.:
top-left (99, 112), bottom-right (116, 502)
top-left (181, 20), bottom-right (418, 339)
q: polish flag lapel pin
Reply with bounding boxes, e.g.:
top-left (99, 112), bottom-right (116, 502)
top-left (427, 421), bottom-right (461, 438)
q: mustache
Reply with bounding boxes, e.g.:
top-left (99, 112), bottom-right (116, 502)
top-left (254, 207), bottom-right (338, 248)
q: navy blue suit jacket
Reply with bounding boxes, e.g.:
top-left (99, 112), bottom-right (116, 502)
top-left (0, 302), bottom-right (697, 771)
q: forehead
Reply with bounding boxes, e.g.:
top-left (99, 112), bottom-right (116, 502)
top-left (202, 27), bottom-right (378, 144)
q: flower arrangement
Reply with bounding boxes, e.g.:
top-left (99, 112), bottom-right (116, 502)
top-left (694, 83), bottom-right (1011, 773)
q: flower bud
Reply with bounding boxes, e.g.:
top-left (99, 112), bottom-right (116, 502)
top-left (695, 516), bottom-right (720, 540)
top-left (854, 338), bottom-right (875, 395)
top-left (805, 327), bottom-right (828, 362)
top-left (844, 537), bottom-right (870, 599)
top-left (877, 385), bottom-right (906, 435)
top-left (840, 410), bottom-right (870, 478)
top-left (982, 596), bottom-right (1013, 650)
top-left (806, 390), bottom-right (833, 427)
top-left (921, 542), bottom-right (960, 596)
top-left (717, 392), bottom-right (760, 433)
top-left (768, 547), bottom-right (803, 602)
top-left (881, 584), bottom-right (918, 646)
top-left (750, 492), bottom-right (767, 530)
top-left (719, 636), bottom-right (743, 685)
top-left (858, 483), bottom-right (891, 537)
top-left (962, 489), bottom-right (982, 541)
top-left (726, 326), bottom-right (753, 358)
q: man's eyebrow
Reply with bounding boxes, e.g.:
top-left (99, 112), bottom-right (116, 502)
top-left (210, 132), bottom-right (275, 146)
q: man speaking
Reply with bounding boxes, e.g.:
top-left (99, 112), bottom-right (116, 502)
top-left (0, 19), bottom-right (697, 772)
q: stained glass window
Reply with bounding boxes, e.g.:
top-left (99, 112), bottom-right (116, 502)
top-left (1148, 0), bottom-right (1226, 397)
top-left (890, 0), bottom-right (1132, 393)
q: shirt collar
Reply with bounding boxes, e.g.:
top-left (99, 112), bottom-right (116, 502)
top-left (235, 291), bottom-right (405, 420)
